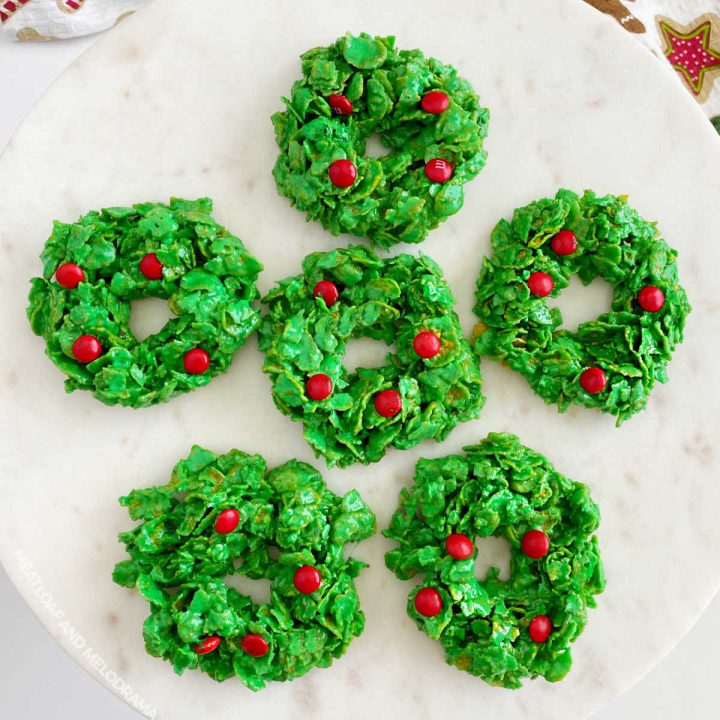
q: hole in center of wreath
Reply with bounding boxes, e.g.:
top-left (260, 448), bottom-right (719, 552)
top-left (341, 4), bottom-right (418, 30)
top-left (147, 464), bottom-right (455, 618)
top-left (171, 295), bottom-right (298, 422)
top-left (129, 297), bottom-right (176, 341)
top-left (474, 536), bottom-right (512, 582)
top-left (364, 133), bottom-right (389, 159)
top-left (224, 573), bottom-right (272, 606)
top-left (343, 337), bottom-right (395, 372)
top-left (546, 275), bottom-right (614, 333)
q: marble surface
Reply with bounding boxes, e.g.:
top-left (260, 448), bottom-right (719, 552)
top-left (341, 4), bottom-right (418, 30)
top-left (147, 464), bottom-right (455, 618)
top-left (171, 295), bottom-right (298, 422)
top-left (1, 1), bottom-right (720, 719)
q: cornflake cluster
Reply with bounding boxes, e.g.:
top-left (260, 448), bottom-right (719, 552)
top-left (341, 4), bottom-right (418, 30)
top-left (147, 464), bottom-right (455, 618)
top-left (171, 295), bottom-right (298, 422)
top-left (272, 32), bottom-right (489, 248)
top-left (473, 189), bottom-right (691, 424)
top-left (27, 197), bottom-right (262, 407)
top-left (259, 245), bottom-right (485, 467)
top-left (384, 433), bottom-right (605, 687)
top-left (113, 446), bottom-right (376, 690)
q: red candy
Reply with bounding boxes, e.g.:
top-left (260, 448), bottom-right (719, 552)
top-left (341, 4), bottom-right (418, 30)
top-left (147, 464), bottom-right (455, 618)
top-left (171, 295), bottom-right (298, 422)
top-left (241, 634), bottom-right (269, 657)
top-left (414, 587), bottom-right (443, 617)
top-left (527, 272), bottom-right (554, 298)
top-left (445, 533), bottom-right (474, 560)
top-left (194, 636), bottom-right (221, 655)
top-left (313, 280), bottom-right (339, 307)
top-left (413, 331), bottom-right (441, 359)
top-left (424, 158), bottom-right (453, 183)
top-left (421, 91), bottom-right (450, 114)
top-left (328, 94), bottom-right (353, 115)
top-left (139, 253), bottom-right (163, 280)
top-left (56, 263), bottom-right (84, 289)
top-left (72, 335), bottom-right (102, 363)
top-left (306, 373), bottom-right (333, 401)
top-left (521, 529), bottom-right (550, 559)
top-left (328, 159), bottom-right (357, 188)
top-left (529, 615), bottom-right (552, 643)
top-left (637, 286), bottom-right (665, 312)
top-left (293, 565), bottom-right (322, 594)
top-left (579, 367), bottom-right (606, 394)
top-left (215, 508), bottom-right (240, 535)
top-left (550, 230), bottom-right (578, 256)
top-left (374, 389), bottom-right (402, 417)
top-left (184, 348), bottom-right (210, 375)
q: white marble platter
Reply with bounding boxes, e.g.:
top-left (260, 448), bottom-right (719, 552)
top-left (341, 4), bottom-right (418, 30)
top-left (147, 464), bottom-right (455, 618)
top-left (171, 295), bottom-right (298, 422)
top-left (2, 0), bottom-right (720, 718)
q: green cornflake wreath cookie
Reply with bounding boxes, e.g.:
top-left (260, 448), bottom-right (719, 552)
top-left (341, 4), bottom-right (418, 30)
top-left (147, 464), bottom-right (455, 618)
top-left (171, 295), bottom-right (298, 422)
top-left (258, 245), bottom-right (485, 468)
top-left (27, 198), bottom-right (262, 408)
top-left (473, 189), bottom-right (690, 424)
top-left (272, 32), bottom-right (489, 248)
top-left (112, 445), bottom-right (376, 691)
top-left (384, 432), bottom-right (605, 688)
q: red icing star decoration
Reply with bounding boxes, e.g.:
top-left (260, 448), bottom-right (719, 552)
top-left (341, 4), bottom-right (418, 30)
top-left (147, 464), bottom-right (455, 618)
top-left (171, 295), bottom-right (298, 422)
top-left (659, 18), bottom-right (720, 96)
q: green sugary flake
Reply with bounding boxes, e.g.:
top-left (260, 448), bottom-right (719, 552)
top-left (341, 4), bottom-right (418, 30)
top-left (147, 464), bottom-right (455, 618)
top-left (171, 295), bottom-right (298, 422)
top-left (472, 189), bottom-right (691, 424)
top-left (342, 33), bottom-right (388, 69)
top-left (113, 447), bottom-right (376, 690)
top-left (26, 198), bottom-right (263, 408)
top-left (259, 245), bottom-right (485, 467)
top-left (384, 433), bottom-right (605, 688)
top-left (272, 33), bottom-right (490, 248)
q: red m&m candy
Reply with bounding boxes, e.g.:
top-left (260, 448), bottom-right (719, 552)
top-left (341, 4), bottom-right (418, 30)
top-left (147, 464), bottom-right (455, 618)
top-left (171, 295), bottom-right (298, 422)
top-left (521, 530), bottom-right (550, 559)
top-left (550, 230), bottom-right (577, 256)
top-left (425, 158), bottom-right (453, 183)
top-left (184, 348), bottom-right (210, 375)
top-left (527, 272), bottom-right (554, 297)
top-left (215, 508), bottom-right (240, 535)
top-left (313, 280), bottom-right (339, 307)
top-left (414, 587), bottom-right (443, 617)
top-left (56, 263), bottom-right (84, 289)
top-left (329, 159), bottom-right (357, 188)
top-left (329, 94), bottom-right (353, 115)
top-left (241, 634), bottom-right (269, 657)
top-left (413, 331), bottom-right (441, 359)
top-left (294, 565), bottom-right (322, 594)
top-left (72, 335), bottom-right (102, 363)
top-left (421, 91), bottom-right (450, 114)
top-left (579, 367), bottom-right (606, 395)
top-left (194, 636), bottom-right (221, 655)
top-left (637, 286), bottom-right (665, 312)
top-left (445, 533), bottom-right (474, 560)
top-left (306, 374), bottom-right (333, 401)
top-left (139, 253), bottom-right (163, 280)
top-left (374, 389), bottom-right (402, 417)
top-left (529, 615), bottom-right (552, 643)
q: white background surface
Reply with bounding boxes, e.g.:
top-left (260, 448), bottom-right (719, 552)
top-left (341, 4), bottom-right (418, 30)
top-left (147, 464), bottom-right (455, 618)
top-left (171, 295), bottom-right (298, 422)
top-left (0, 19), bottom-right (718, 720)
